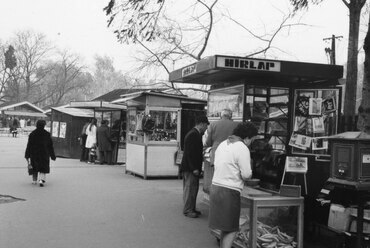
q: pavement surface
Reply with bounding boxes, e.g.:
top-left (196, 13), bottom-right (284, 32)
top-left (0, 136), bottom-right (217, 248)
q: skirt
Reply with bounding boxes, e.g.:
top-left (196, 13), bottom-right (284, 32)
top-left (208, 184), bottom-right (241, 232)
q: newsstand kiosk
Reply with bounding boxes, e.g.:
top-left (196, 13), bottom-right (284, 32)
top-left (169, 55), bottom-right (344, 248)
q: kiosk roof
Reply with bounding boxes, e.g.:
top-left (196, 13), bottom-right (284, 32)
top-left (169, 55), bottom-right (343, 86)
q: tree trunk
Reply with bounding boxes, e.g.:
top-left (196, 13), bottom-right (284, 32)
top-left (343, 1), bottom-right (362, 130)
top-left (357, 12), bottom-right (370, 134)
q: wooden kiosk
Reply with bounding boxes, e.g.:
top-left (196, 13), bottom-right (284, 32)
top-left (116, 90), bottom-right (206, 179)
top-left (169, 55), bottom-right (344, 248)
top-left (68, 101), bottom-right (127, 164)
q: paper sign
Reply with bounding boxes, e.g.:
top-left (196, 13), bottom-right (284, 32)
top-left (363, 155), bottom-right (370, 164)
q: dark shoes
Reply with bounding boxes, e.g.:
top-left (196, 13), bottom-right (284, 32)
top-left (194, 210), bottom-right (202, 216)
top-left (184, 212), bottom-right (199, 218)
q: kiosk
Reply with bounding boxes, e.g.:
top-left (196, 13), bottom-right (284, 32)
top-left (169, 55), bottom-right (344, 195)
top-left (68, 101), bottom-right (127, 164)
top-left (169, 55), bottom-right (344, 248)
top-left (114, 90), bottom-right (206, 179)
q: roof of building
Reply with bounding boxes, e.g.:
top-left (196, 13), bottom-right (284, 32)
top-left (93, 87), bottom-right (184, 102)
top-left (169, 54), bottom-right (344, 87)
top-left (51, 106), bottom-right (94, 118)
top-left (0, 101), bottom-right (47, 117)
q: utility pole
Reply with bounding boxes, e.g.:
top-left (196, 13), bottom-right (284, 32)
top-left (323, 34), bottom-right (343, 65)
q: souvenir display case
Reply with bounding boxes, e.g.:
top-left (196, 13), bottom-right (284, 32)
top-left (125, 91), bottom-right (206, 179)
top-left (210, 187), bottom-right (304, 248)
top-left (126, 106), bottom-right (180, 178)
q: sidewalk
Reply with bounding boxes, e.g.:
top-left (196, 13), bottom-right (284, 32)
top-left (0, 136), bottom-right (216, 248)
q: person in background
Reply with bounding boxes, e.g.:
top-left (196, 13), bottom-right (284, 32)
top-left (25, 119), bottom-right (56, 187)
top-left (85, 118), bottom-right (97, 164)
top-left (97, 119), bottom-right (113, 165)
top-left (180, 115), bottom-right (209, 218)
top-left (208, 121), bottom-right (258, 248)
top-left (79, 121), bottom-right (90, 162)
top-left (205, 108), bottom-right (238, 167)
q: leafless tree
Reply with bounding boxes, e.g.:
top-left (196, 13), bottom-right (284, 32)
top-left (358, 11), bottom-right (370, 134)
top-left (34, 51), bottom-right (88, 106)
top-left (290, 0), bottom-right (367, 131)
top-left (105, 0), bottom-right (304, 98)
top-left (11, 30), bottom-right (53, 101)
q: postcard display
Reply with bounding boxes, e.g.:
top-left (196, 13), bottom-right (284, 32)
top-left (290, 89), bottom-right (340, 155)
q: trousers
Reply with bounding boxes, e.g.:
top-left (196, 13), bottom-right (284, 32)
top-left (182, 171), bottom-right (199, 214)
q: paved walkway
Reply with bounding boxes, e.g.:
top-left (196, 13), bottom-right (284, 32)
top-left (0, 136), bottom-right (217, 248)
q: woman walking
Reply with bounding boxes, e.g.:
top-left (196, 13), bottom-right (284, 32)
top-left (25, 120), bottom-right (56, 187)
top-left (85, 118), bottom-right (97, 164)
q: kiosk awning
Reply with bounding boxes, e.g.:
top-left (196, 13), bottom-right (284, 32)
top-left (169, 55), bottom-right (343, 86)
top-left (68, 101), bottom-right (127, 111)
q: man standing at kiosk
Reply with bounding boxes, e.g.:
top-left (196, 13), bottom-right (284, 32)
top-left (205, 109), bottom-right (238, 166)
top-left (181, 115), bottom-right (209, 218)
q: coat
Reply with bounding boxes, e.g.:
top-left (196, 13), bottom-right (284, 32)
top-left (85, 124), bottom-right (97, 148)
top-left (97, 124), bottom-right (112, 152)
top-left (25, 127), bottom-right (56, 174)
top-left (205, 119), bottom-right (238, 164)
top-left (180, 128), bottom-right (203, 172)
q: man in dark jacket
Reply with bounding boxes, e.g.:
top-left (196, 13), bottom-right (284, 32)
top-left (181, 115), bottom-right (209, 218)
top-left (25, 119), bottom-right (56, 187)
top-left (97, 119), bottom-right (113, 165)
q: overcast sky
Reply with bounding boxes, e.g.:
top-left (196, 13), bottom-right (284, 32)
top-left (0, 0), bottom-right (363, 79)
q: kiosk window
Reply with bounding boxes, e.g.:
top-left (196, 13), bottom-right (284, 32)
top-left (148, 110), bottom-right (178, 142)
top-left (245, 87), bottom-right (289, 151)
top-left (208, 85), bottom-right (243, 119)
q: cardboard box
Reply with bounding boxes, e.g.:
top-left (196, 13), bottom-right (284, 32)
top-left (327, 204), bottom-right (352, 232)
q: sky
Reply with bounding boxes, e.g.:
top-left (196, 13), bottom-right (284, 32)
top-left (0, 0), bottom-right (364, 80)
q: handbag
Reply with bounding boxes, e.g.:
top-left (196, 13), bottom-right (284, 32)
top-left (27, 161), bottom-right (33, 175)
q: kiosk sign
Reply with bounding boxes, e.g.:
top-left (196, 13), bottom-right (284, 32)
top-left (182, 64), bottom-right (197, 77)
top-left (217, 56), bottom-right (281, 72)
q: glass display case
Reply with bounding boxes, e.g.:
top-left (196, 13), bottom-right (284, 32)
top-left (147, 110), bottom-right (178, 142)
top-left (210, 188), bottom-right (304, 248)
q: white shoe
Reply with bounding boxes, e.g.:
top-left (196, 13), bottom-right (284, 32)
top-left (32, 181), bottom-right (37, 185)
top-left (39, 180), bottom-right (45, 187)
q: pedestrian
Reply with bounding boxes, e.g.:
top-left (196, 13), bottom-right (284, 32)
top-left (97, 119), bottom-right (113, 165)
top-left (208, 121), bottom-right (258, 248)
top-left (205, 108), bottom-right (238, 166)
top-left (79, 121), bottom-right (90, 162)
top-left (85, 118), bottom-right (97, 164)
top-left (25, 119), bottom-right (56, 187)
top-left (181, 115), bottom-right (209, 218)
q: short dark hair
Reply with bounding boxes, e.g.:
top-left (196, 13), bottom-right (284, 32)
top-left (36, 119), bottom-right (46, 129)
top-left (195, 115), bottom-right (209, 125)
top-left (232, 121), bottom-right (258, 139)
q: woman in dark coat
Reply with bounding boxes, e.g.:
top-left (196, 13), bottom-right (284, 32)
top-left (25, 120), bottom-right (56, 187)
